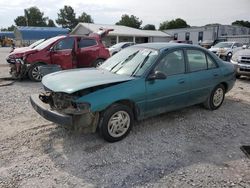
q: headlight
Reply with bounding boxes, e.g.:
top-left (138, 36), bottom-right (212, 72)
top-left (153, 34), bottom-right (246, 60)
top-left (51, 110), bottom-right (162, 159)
top-left (231, 55), bottom-right (239, 64)
top-left (51, 92), bottom-right (90, 114)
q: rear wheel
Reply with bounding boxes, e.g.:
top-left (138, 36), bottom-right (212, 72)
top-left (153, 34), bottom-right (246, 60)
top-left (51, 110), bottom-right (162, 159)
top-left (28, 63), bottom-right (44, 82)
top-left (203, 84), bottom-right (225, 110)
top-left (92, 59), bottom-right (105, 67)
top-left (99, 104), bottom-right (134, 142)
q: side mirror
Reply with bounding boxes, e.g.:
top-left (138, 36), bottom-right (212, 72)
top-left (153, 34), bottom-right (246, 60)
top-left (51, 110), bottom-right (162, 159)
top-left (147, 71), bottom-right (167, 81)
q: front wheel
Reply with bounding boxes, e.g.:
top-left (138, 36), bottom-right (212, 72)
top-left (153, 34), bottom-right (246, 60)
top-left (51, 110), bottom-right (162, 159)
top-left (28, 63), bottom-right (44, 82)
top-left (203, 84), bottom-right (225, 110)
top-left (99, 104), bottom-right (134, 142)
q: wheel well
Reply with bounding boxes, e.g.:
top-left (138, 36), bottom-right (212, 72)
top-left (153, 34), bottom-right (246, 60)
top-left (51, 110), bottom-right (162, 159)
top-left (112, 100), bottom-right (138, 120)
top-left (221, 82), bottom-right (228, 92)
top-left (27, 62), bottom-right (46, 73)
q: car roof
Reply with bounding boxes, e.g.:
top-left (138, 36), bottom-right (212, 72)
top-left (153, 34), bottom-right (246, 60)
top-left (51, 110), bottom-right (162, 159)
top-left (134, 42), bottom-right (197, 51)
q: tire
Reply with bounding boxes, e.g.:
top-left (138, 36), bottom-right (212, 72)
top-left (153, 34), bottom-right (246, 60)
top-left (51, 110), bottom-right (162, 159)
top-left (203, 84), bottom-right (225, 110)
top-left (28, 63), bottom-right (44, 82)
top-left (92, 59), bottom-right (105, 67)
top-left (99, 104), bottom-right (134, 142)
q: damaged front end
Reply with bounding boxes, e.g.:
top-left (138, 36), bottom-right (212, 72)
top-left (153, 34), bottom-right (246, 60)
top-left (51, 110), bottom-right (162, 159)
top-left (7, 57), bottom-right (28, 79)
top-left (30, 91), bottom-right (99, 133)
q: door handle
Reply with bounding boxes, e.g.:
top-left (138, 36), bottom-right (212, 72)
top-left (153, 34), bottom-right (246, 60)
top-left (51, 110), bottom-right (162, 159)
top-left (178, 79), bottom-right (185, 84)
top-left (213, 73), bottom-right (219, 77)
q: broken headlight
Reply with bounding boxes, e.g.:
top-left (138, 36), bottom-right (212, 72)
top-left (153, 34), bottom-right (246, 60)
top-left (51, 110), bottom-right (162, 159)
top-left (51, 92), bottom-right (90, 115)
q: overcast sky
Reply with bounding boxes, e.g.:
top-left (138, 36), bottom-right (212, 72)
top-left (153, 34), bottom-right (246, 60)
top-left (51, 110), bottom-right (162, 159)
top-left (0, 0), bottom-right (249, 29)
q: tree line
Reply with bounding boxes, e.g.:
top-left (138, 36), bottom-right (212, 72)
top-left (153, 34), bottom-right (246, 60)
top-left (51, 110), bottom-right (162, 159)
top-left (1, 6), bottom-right (250, 32)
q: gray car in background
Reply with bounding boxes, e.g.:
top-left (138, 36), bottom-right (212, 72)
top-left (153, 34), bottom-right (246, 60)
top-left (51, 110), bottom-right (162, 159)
top-left (231, 45), bottom-right (250, 78)
top-left (209, 41), bottom-right (243, 61)
top-left (108, 42), bottom-right (135, 56)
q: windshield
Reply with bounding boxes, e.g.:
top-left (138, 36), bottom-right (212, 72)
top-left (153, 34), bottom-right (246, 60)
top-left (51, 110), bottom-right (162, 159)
top-left (214, 42), bottom-right (233, 48)
top-left (100, 47), bottom-right (159, 77)
top-left (34, 36), bottom-right (63, 50)
top-left (29, 39), bottom-right (46, 48)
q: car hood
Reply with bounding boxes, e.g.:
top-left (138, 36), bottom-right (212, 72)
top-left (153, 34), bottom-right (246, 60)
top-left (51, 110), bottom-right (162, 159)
top-left (209, 47), bottom-right (230, 51)
top-left (9, 48), bottom-right (38, 58)
top-left (42, 68), bottom-right (135, 94)
top-left (234, 49), bottom-right (250, 56)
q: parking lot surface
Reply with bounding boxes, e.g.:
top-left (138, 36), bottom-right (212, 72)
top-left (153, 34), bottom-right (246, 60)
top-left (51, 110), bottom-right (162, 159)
top-left (0, 48), bottom-right (249, 188)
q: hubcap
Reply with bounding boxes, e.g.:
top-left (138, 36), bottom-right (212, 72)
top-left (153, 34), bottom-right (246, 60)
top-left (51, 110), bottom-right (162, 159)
top-left (96, 60), bottom-right (104, 67)
top-left (213, 88), bottom-right (224, 107)
top-left (107, 111), bottom-right (130, 138)
top-left (32, 66), bottom-right (43, 81)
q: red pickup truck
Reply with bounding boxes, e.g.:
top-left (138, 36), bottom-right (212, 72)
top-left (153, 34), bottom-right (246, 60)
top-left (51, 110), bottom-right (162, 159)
top-left (7, 30), bottom-right (112, 81)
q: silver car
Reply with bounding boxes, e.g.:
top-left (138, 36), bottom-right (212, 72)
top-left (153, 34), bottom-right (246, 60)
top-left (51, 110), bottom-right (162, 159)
top-left (231, 45), bottom-right (250, 78)
top-left (209, 42), bottom-right (243, 61)
top-left (108, 42), bottom-right (135, 56)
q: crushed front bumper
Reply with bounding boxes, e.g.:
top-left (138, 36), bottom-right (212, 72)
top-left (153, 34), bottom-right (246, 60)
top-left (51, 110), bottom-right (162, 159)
top-left (30, 94), bottom-right (73, 126)
top-left (30, 94), bottom-right (99, 133)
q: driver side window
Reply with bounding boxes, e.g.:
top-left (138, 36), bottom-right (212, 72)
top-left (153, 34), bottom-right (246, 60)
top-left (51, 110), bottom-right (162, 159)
top-left (54, 38), bottom-right (74, 51)
top-left (155, 50), bottom-right (185, 76)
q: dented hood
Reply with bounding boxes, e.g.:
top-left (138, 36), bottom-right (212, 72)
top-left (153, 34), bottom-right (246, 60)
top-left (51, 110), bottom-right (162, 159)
top-left (42, 68), bottom-right (135, 94)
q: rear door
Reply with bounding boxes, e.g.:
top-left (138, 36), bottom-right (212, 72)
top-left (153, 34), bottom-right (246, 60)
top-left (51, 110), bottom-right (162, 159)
top-left (185, 49), bottom-right (221, 105)
top-left (145, 49), bottom-right (190, 117)
top-left (76, 38), bottom-right (99, 68)
top-left (50, 37), bottom-right (75, 69)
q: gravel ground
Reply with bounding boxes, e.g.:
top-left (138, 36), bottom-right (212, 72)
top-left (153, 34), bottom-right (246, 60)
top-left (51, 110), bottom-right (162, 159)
top-left (0, 48), bottom-right (250, 188)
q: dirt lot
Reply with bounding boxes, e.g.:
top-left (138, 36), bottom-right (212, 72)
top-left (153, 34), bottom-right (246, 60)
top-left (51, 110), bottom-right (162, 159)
top-left (0, 47), bottom-right (249, 188)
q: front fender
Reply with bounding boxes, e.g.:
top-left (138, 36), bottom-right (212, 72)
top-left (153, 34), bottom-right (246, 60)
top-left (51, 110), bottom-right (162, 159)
top-left (75, 78), bottom-right (146, 115)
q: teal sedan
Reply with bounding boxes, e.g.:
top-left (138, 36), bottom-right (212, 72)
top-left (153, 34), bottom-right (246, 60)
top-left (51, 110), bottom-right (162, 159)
top-left (30, 43), bottom-right (236, 142)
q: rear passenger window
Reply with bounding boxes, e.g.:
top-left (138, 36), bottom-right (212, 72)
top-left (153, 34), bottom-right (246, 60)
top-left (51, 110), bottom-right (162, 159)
top-left (79, 38), bottom-right (97, 48)
top-left (187, 50), bottom-right (207, 72)
top-left (207, 55), bottom-right (217, 69)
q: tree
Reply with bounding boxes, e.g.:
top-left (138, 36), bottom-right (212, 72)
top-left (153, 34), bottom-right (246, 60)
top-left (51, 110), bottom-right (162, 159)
top-left (159, 18), bottom-right (190, 30)
top-left (232, 20), bottom-right (250, 28)
top-left (78, 12), bottom-right (94, 23)
top-left (14, 16), bottom-right (27, 26)
top-left (47, 19), bottom-right (56, 27)
top-left (14, 7), bottom-right (48, 26)
top-left (116, 14), bottom-right (142, 29)
top-left (1, 25), bottom-right (16, 31)
top-left (142, 24), bottom-right (156, 30)
top-left (56, 5), bottom-right (78, 30)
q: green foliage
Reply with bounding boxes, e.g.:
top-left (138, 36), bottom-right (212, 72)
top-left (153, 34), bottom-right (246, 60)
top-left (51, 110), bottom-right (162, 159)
top-left (116, 14), bottom-right (142, 29)
top-left (1, 25), bottom-right (15, 31)
top-left (78, 12), bottom-right (94, 23)
top-left (14, 7), bottom-right (52, 27)
top-left (159, 18), bottom-right (190, 30)
top-left (56, 5), bottom-right (78, 30)
top-left (232, 20), bottom-right (250, 28)
top-left (14, 16), bottom-right (27, 26)
top-left (47, 19), bottom-right (56, 27)
top-left (142, 24), bottom-right (156, 30)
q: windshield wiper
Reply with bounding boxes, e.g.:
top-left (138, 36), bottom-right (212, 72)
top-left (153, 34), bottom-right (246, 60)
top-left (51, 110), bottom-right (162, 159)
top-left (110, 51), bottom-right (139, 73)
top-left (131, 52), bottom-right (151, 77)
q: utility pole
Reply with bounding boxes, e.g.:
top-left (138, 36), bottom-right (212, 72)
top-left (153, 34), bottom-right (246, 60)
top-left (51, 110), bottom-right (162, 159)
top-left (24, 9), bottom-right (28, 26)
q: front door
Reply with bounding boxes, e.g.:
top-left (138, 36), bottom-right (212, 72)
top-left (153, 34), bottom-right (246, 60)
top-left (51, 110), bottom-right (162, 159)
top-left (50, 37), bottom-right (75, 69)
top-left (145, 49), bottom-right (190, 117)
